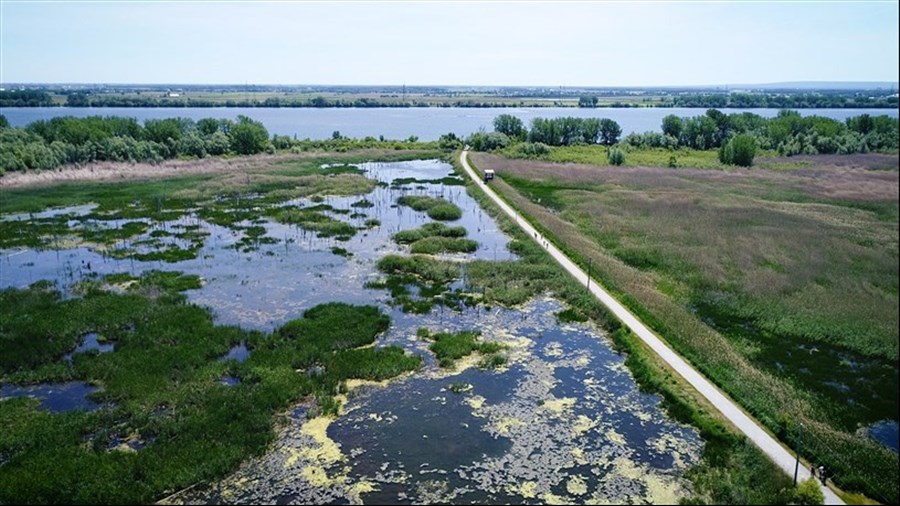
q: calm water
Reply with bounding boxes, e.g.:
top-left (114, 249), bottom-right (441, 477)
top-left (4, 107), bottom-right (897, 140)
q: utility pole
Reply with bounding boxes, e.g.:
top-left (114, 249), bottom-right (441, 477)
top-left (793, 423), bottom-right (804, 486)
top-left (587, 258), bottom-right (592, 289)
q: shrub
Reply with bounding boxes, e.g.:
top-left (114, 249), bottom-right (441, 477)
top-left (791, 479), bottom-right (824, 505)
top-left (719, 134), bottom-right (757, 167)
top-left (513, 142), bottom-right (550, 158)
top-left (607, 148), bottom-right (625, 166)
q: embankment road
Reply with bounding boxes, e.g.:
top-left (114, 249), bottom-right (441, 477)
top-left (459, 149), bottom-right (843, 505)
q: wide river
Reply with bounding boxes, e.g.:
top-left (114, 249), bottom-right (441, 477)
top-left (4, 106), bottom-right (898, 141)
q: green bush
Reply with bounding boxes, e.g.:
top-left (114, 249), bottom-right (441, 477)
top-left (791, 478), bottom-right (825, 505)
top-left (719, 134), bottom-right (757, 167)
top-left (607, 148), bottom-right (625, 166)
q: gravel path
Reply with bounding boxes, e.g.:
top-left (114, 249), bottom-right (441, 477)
top-left (459, 149), bottom-right (844, 505)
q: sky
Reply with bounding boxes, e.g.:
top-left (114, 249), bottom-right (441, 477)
top-left (1, 0), bottom-right (898, 87)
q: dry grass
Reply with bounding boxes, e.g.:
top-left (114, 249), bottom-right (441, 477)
top-left (0, 149), bottom-right (437, 189)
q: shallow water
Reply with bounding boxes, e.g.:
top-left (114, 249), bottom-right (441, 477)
top-left (863, 420), bottom-right (899, 453)
top-left (170, 299), bottom-right (701, 505)
top-left (63, 332), bottom-right (115, 363)
top-left (0, 382), bottom-right (100, 413)
top-left (2, 159), bottom-right (701, 503)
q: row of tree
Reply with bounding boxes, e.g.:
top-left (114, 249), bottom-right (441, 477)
top-left (0, 114), bottom-right (439, 175)
top-left (5, 89), bottom-right (896, 109)
top-left (574, 92), bottom-right (898, 109)
top-left (0, 115), bottom-right (270, 173)
top-left (476, 110), bottom-right (898, 167)
top-left (473, 114), bottom-right (624, 149)
top-left (628, 109), bottom-right (899, 156)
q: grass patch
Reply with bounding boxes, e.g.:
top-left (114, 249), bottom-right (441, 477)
top-left (393, 222), bottom-right (477, 255)
top-left (409, 237), bottom-right (478, 254)
top-left (330, 246), bottom-right (353, 258)
top-left (271, 206), bottom-right (357, 240)
top-left (418, 329), bottom-right (506, 368)
top-left (396, 195), bottom-right (463, 221)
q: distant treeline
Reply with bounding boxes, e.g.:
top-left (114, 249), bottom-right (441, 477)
top-left (625, 109), bottom-right (899, 155)
top-left (0, 114), bottom-right (431, 175)
top-left (477, 110), bottom-right (898, 159)
top-left (2, 89), bottom-right (898, 109)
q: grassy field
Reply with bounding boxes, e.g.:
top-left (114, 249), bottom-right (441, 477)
top-left (501, 144), bottom-right (816, 171)
top-left (470, 150), bottom-right (899, 503)
top-left (43, 89), bottom-right (669, 108)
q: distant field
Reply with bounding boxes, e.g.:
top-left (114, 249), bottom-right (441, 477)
top-left (471, 150), bottom-right (899, 502)
top-left (40, 90), bottom-right (666, 108)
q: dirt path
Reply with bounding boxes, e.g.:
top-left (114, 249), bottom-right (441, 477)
top-left (459, 150), bottom-right (845, 505)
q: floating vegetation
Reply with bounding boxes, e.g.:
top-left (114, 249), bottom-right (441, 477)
top-left (392, 222), bottom-right (478, 255)
top-left (234, 225), bottom-right (279, 253)
top-left (329, 247), bottom-right (353, 258)
top-left (418, 328), bottom-right (506, 368)
top-left (365, 255), bottom-right (470, 314)
top-left (393, 222), bottom-right (468, 244)
top-left (389, 176), bottom-right (465, 189)
top-left (271, 206), bottom-right (357, 240)
top-left (350, 199), bottom-right (374, 208)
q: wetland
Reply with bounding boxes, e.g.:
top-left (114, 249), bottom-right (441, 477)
top-left (1, 157), bottom-right (705, 504)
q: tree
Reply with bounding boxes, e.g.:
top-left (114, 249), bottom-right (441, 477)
top-left (466, 130), bottom-right (510, 151)
top-left (493, 114), bottom-right (526, 140)
top-left (578, 95), bottom-right (598, 108)
top-left (706, 108), bottom-right (731, 147)
top-left (144, 118), bottom-right (190, 144)
top-left (0, 114), bottom-right (9, 129)
top-left (719, 134), bottom-right (756, 167)
top-left (438, 132), bottom-right (462, 151)
top-left (661, 114), bottom-right (683, 139)
top-left (581, 118), bottom-right (601, 144)
top-left (229, 115), bottom-right (269, 155)
top-left (599, 118), bottom-right (622, 146)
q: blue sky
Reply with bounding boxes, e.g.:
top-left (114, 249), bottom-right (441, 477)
top-left (1, 1), bottom-right (898, 86)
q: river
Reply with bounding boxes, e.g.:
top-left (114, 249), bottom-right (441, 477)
top-left (3, 106), bottom-right (897, 141)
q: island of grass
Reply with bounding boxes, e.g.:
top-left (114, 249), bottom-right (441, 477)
top-left (396, 195), bottom-right (462, 221)
top-left (0, 272), bottom-right (421, 504)
top-left (270, 205), bottom-right (358, 240)
top-left (393, 222), bottom-right (478, 254)
top-left (417, 328), bottom-right (506, 369)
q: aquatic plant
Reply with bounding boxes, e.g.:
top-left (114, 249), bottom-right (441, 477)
top-left (0, 277), bottom-right (420, 504)
top-left (396, 195), bottom-right (462, 221)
